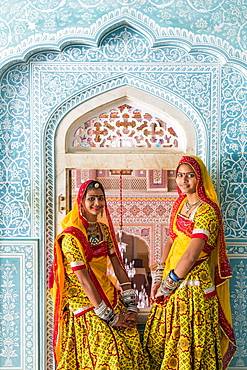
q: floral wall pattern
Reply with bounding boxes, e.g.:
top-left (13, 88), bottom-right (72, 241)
top-left (0, 241), bottom-right (38, 369)
top-left (0, 1), bottom-right (246, 68)
top-left (220, 65), bottom-right (247, 241)
top-left (0, 1), bottom-right (247, 369)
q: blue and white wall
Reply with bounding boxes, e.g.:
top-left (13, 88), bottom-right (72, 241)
top-left (0, 2), bottom-right (247, 369)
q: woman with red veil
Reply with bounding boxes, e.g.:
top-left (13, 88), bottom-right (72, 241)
top-left (50, 180), bottom-right (149, 370)
top-left (144, 155), bottom-right (236, 370)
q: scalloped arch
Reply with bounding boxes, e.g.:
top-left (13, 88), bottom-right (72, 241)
top-left (45, 81), bottom-right (207, 164)
top-left (1, 8), bottom-right (246, 72)
top-left (44, 82), bottom-right (207, 232)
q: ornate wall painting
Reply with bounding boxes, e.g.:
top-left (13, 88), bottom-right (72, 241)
top-left (0, 241), bottom-right (38, 369)
top-left (0, 13), bottom-right (246, 369)
top-left (1, 4), bottom-right (246, 69)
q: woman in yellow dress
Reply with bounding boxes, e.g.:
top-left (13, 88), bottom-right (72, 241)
top-left (144, 155), bottom-right (236, 370)
top-left (50, 180), bottom-right (149, 370)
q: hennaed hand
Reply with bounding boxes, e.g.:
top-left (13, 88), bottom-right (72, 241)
top-left (113, 312), bottom-right (136, 328)
top-left (122, 310), bottom-right (138, 325)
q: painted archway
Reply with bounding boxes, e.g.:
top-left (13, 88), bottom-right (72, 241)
top-left (44, 79), bottom-right (208, 366)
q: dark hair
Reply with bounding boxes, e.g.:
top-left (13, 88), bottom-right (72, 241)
top-left (83, 180), bottom-right (105, 198)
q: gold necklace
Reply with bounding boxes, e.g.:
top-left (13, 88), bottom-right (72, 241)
top-left (87, 220), bottom-right (97, 226)
top-left (185, 199), bottom-right (200, 214)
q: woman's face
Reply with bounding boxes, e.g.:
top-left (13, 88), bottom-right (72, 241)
top-left (176, 163), bottom-right (198, 195)
top-left (81, 188), bottom-right (105, 221)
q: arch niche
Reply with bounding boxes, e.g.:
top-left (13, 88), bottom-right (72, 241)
top-left (45, 84), bottom-right (206, 367)
top-left (54, 85), bottom-right (203, 232)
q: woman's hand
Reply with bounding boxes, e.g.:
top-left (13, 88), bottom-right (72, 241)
top-left (151, 282), bottom-right (161, 300)
top-left (122, 310), bottom-right (138, 325)
top-left (113, 312), bottom-right (136, 328)
top-left (154, 289), bottom-right (164, 299)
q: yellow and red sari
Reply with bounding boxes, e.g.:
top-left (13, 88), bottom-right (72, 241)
top-left (50, 180), bottom-right (148, 370)
top-left (144, 155), bottom-right (236, 370)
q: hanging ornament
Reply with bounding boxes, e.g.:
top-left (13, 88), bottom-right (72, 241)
top-left (118, 169), bottom-right (126, 258)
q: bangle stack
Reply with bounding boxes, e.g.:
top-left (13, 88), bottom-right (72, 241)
top-left (160, 269), bottom-right (182, 297)
top-left (94, 301), bottom-right (118, 326)
top-left (122, 289), bottom-right (140, 313)
top-left (154, 262), bottom-right (166, 283)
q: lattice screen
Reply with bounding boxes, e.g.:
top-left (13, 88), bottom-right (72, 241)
top-left (71, 104), bottom-right (179, 149)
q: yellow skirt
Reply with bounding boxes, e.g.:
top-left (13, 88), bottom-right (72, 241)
top-left (143, 262), bottom-right (222, 370)
top-left (57, 302), bottom-right (149, 370)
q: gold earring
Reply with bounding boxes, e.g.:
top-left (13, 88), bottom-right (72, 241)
top-left (80, 205), bottom-right (85, 217)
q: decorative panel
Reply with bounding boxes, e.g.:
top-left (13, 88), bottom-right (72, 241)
top-left (70, 103), bottom-right (181, 150)
top-left (1, 5), bottom-right (246, 68)
top-left (147, 170), bottom-right (168, 191)
top-left (0, 65), bottom-right (31, 238)
top-left (0, 241), bottom-right (38, 370)
top-left (229, 256), bottom-right (247, 367)
top-left (220, 65), bottom-right (247, 240)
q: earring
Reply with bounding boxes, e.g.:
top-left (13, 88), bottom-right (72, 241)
top-left (80, 205), bottom-right (85, 217)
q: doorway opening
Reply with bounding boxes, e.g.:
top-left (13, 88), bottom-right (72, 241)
top-left (57, 168), bottom-right (178, 310)
top-left (119, 231), bottom-right (151, 309)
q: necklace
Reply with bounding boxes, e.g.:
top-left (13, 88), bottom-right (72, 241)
top-left (87, 220), bottom-right (97, 226)
top-left (185, 199), bottom-right (200, 214)
top-left (87, 222), bottom-right (101, 246)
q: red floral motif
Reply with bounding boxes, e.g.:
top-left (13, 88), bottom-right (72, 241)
top-left (142, 205), bottom-right (154, 216)
top-left (176, 214), bottom-right (194, 236)
top-left (129, 205), bottom-right (141, 216)
top-left (141, 228), bottom-right (150, 236)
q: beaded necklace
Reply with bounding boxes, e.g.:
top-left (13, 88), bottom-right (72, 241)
top-left (87, 222), bottom-right (101, 246)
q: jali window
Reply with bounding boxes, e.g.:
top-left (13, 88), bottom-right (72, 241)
top-left (71, 104), bottom-right (180, 149)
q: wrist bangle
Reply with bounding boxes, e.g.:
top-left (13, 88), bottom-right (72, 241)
top-left (94, 300), bottom-right (118, 326)
top-left (108, 315), bottom-right (119, 327)
top-left (119, 282), bottom-right (131, 287)
top-left (122, 289), bottom-right (137, 307)
top-left (169, 269), bottom-right (182, 282)
top-left (127, 306), bottom-right (140, 314)
top-left (154, 263), bottom-right (165, 283)
top-left (159, 271), bottom-right (181, 297)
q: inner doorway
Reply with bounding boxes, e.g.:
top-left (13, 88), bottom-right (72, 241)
top-left (58, 168), bottom-right (178, 309)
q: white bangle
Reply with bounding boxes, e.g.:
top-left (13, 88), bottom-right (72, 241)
top-left (94, 301), bottom-right (117, 326)
top-left (127, 306), bottom-right (140, 314)
top-left (109, 315), bottom-right (119, 327)
top-left (119, 282), bottom-right (131, 287)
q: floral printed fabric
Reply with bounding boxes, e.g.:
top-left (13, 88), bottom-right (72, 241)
top-left (143, 203), bottom-right (223, 369)
top-left (57, 303), bottom-right (147, 370)
top-left (144, 261), bottom-right (222, 370)
top-left (57, 224), bottom-right (149, 370)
